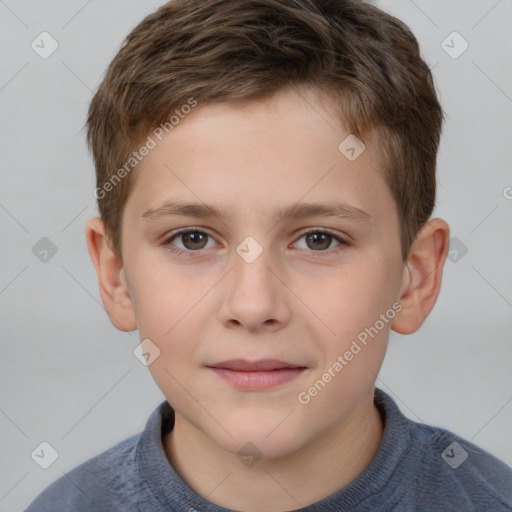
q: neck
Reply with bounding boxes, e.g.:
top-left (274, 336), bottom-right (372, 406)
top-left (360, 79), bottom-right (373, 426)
top-left (164, 389), bottom-right (383, 512)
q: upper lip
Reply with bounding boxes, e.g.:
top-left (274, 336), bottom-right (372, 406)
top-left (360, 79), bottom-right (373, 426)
top-left (207, 359), bottom-right (305, 371)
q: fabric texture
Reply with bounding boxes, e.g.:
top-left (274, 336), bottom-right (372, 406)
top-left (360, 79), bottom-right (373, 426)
top-left (25, 389), bottom-right (512, 511)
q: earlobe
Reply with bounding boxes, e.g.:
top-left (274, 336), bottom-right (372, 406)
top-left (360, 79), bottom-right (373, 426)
top-left (85, 217), bottom-right (137, 332)
top-left (391, 218), bottom-right (450, 335)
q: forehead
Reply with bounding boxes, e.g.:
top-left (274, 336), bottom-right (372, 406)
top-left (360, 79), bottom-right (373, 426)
top-left (123, 86), bottom-right (395, 231)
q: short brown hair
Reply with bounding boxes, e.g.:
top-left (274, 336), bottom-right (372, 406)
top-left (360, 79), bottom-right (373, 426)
top-left (87, 0), bottom-right (444, 261)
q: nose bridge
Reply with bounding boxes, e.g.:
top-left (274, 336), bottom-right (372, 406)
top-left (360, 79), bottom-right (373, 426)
top-left (232, 235), bottom-right (278, 300)
top-left (218, 234), bottom-right (289, 330)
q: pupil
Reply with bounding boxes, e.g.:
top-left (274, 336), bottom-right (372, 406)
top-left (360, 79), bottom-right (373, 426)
top-left (184, 232), bottom-right (207, 249)
top-left (307, 233), bottom-right (331, 250)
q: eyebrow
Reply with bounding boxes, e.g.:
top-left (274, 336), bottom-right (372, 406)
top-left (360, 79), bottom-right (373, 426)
top-left (141, 199), bottom-right (373, 225)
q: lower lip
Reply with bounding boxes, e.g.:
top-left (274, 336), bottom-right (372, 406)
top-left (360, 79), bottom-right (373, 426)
top-left (210, 367), bottom-right (306, 390)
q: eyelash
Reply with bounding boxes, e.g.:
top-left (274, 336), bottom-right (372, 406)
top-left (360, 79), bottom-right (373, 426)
top-left (162, 228), bottom-right (350, 259)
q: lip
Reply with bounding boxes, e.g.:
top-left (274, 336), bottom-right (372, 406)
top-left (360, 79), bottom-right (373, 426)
top-left (209, 359), bottom-right (303, 371)
top-left (207, 359), bottom-right (307, 390)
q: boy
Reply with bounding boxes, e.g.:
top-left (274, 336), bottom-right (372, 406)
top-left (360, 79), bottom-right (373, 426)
top-left (26, 0), bottom-right (512, 510)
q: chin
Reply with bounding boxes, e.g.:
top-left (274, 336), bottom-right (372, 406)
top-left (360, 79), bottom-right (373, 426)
top-left (205, 411), bottom-right (308, 462)
top-left (225, 432), bottom-right (303, 462)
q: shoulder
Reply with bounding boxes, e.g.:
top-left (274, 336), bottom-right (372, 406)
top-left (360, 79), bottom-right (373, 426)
top-left (406, 419), bottom-right (512, 511)
top-left (24, 400), bottom-right (174, 512)
top-left (373, 389), bottom-right (512, 511)
top-left (24, 434), bottom-right (141, 512)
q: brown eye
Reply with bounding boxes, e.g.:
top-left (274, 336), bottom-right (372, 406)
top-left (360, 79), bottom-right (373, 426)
top-left (293, 230), bottom-right (348, 256)
top-left (304, 232), bottom-right (333, 251)
top-left (166, 230), bottom-right (215, 252)
top-left (181, 232), bottom-right (209, 250)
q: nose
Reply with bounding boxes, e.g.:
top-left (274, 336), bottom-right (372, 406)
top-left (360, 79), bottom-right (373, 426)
top-left (217, 242), bottom-right (291, 333)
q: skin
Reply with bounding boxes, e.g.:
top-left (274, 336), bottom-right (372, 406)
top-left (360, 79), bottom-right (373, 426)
top-left (86, 85), bottom-right (449, 511)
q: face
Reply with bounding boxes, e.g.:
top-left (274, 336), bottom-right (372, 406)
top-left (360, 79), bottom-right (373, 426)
top-left (120, 86), bottom-right (406, 459)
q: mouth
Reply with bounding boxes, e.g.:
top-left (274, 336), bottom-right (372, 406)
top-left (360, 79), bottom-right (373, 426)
top-left (206, 359), bottom-right (308, 390)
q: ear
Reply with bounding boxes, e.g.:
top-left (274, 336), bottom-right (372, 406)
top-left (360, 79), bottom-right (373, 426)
top-left (391, 218), bottom-right (450, 334)
top-left (85, 217), bottom-right (137, 332)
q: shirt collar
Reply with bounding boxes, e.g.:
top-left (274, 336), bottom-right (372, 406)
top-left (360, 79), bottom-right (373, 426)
top-left (135, 388), bottom-right (412, 511)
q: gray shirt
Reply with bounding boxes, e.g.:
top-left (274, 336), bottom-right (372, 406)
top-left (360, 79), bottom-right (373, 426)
top-left (25, 389), bottom-right (512, 511)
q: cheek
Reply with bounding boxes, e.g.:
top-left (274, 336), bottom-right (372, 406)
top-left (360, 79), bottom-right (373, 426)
top-left (128, 254), bottom-right (204, 338)
top-left (140, 294), bottom-right (205, 410)
top-left (306, 255), bottom-right (400, 344)
top-left (127, 265), bottom-right (209, 395)
top-left (296, 261), bottom-right (397, 416)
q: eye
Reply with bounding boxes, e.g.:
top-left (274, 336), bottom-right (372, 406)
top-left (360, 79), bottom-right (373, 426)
top-left (164, 229), bottom-right (216, 255)
top-left (293, 230), bottom-right (348, 254)
top-left (163, 228), bottom-right (349, 258)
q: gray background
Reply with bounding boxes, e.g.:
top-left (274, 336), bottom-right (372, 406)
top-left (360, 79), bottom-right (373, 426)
top-left (1, 0), bottom-right (511, 510)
